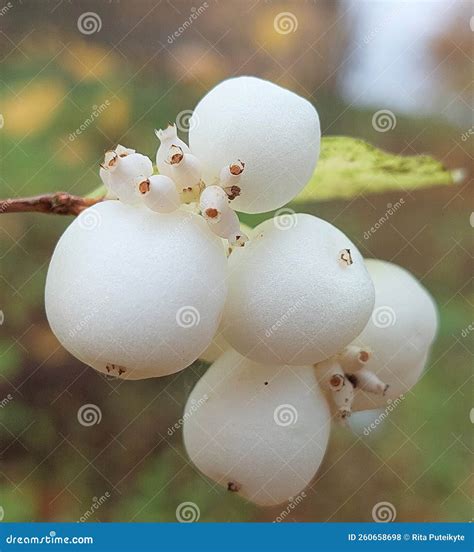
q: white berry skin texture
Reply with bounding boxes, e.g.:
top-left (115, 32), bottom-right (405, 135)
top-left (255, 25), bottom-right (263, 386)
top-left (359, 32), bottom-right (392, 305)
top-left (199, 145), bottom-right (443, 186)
top-left (222, 213), bottom-right (375, 366)
top-left (189, 76), bottom-right (320, 214)
top-left (183, 350), bottom-right (331, 506)
top-left (108, 153), bottom-right (153, 206)
top-left (140, 175), bottom-right (181, 214)
top-left (155, 125), bottom-right (191, 177)
top-left (45, 201), bottom-right (228, 379)
top-left (349, 260), bottom-right (438, 412)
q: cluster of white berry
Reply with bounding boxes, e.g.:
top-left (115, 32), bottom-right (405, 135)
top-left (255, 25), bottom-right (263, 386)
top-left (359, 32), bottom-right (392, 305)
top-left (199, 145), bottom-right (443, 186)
top-left (45, 76), bottom-right (438, 506)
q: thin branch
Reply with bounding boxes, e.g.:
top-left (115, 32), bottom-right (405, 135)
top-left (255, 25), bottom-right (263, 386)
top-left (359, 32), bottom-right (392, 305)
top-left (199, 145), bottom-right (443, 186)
top-left (0, 192), bottom-right (105, 216)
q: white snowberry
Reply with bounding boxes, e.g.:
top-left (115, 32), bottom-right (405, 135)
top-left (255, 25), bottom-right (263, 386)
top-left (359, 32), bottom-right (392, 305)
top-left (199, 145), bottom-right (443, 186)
top-left (222, 213), bottom-right (375, 365)
top-left (346, 259), bottom-right (438, 412)
top-left (183, 349), bottom-right (331, 506)
top-left (155, 124), bottom-right (191, 177)
top-left (104, 149), bottom-right (153, 206)
top-left (45, 201), bottom-right (228, 379)
top-left (138, 175), bottom-right (180, 214)
top-left (189, 76), bottom-right (321, 213)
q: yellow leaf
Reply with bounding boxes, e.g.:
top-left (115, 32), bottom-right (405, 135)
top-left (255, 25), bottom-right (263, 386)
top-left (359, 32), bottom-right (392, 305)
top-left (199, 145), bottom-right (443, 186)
top-left (293, 136), bottom-right (455, 203)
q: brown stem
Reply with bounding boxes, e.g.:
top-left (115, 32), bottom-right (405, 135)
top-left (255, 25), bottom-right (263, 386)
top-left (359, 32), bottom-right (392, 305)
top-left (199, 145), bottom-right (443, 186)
top-left (0, 192), bottom-right (105, 216)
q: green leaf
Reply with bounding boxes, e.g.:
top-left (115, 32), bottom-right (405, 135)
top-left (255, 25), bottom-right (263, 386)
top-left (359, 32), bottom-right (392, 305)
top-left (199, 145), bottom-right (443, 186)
top-left (293, 136), bottom-right (456, 203)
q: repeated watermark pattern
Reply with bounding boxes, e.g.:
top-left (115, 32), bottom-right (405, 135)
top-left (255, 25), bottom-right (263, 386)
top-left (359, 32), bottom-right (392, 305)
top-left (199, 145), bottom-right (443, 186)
top-left (273, 404), bottom-right (298, 427)
top-left (0, 2), bottom-right (12, 17)
top-left (273, 491), bottom-right (306, 522)
top-left (167, 395), bottom-right (208, 437)
top-left (273, 207), bottom-right (298, 231)
top-left (176, 109), bottom-right (198, 133)
top-left (364, 199), bottom-right (405, 240)
top-left (372, 110), bottom-right (397, 132)
top-left (77, 12), bottom-right (102, 35)
top-left (77, 404), bottom-right (102, 427)
top-left (363, 396), bottom-right (405, 436)
top-left (69, 101), bottom-right (111, 142)
top-left (78, 208), bottom-right (102, 231)
top-left (176, 502), bottom-right (200, 522)
top-left (265, 295), bottom-right (306, 338)
top-left (273, 12), bottom-right (298, 35)
top-left (0, 393), bottom-right (13, 408)
top-left (167, 3), bottom-right (209, 44)
top-left (176, 306), bottom-right (200, 328)
top-left (78, 492), bottom-right (111, 522)
top-left (372, 306), bottom-right (397, 328)
top-left (372, 501), bottom-right (397, 522)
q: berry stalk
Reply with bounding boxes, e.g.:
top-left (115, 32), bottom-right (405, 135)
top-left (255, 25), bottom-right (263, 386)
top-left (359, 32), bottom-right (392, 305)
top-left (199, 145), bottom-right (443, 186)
top-left (0, 192), bottom-right (105, 216)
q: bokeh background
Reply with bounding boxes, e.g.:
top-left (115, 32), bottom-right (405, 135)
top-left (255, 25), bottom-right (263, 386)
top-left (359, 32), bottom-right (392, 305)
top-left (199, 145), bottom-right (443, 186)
top-left (0, 0), bottom-right (472, 523)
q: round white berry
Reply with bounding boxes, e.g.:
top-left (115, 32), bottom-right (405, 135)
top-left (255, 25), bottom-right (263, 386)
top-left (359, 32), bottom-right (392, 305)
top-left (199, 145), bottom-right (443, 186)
top-left (139, 175), bottom-right (180, 213)
top-left (222, 213), bottom-right (375, 365)
top-left (189, 76), bottom-right (320, 213)
top-left (155, 124), bottom-right (190, 178)
top-left (183, 349), bottom-right (331, 506)
top-left (107, 152), bottom-right (153, 205)
top-left (45, 201), bottom-right (228, 379)
top-left (349, 259), bottom-right (438, 411)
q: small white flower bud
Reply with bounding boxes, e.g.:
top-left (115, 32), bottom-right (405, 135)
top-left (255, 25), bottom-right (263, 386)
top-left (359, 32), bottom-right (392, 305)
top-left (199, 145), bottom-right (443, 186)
top-left (350, 368), bottom-right (389, 396)
top-left (315, 358), bottom-right (354, 420)
top-left (206, 205), bottom-right (240, 240)
top-left (155, 124), bottom-right (190, 177)
top-left (168, 147), bottom-right (202, 190)
top-left (108, 152), bottom-right (154, 205)
top-left (115, 144), bottom-right (135, 157)
top-left (138, 175), bottom-right (181, 213)
top-left (219, 160), bottom-right (244, 201)
top-left (200, 185), bottom-right (229, 223)
top-left (228, 232), bottom-right (249, 248)
top-left (339, 345), bottom-right (371, 372)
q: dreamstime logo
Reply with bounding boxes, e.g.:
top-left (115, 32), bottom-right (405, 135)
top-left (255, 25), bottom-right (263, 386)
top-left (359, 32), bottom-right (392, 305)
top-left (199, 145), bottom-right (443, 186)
top-left (176, 306), bottom-right (201, 328)
top-left (77, 404), bottom-right (102, 427)
top-left (273, 404), bottom-right (298, 427)
top-left (363, 199), bottom-right (405, 240)
top-left (0, 114), bottom-right (4, 129)
top-left (273, 12), bottom-right (298, 35)
top-left (0, 2), bottom-right (12, 17)
top-left (265, 295), bottom-right (306, 338)
top-left (0, 310), bottom-right (4, 325)
top-left (77, 12), bottom-right (102, 35)
top-left (168, 395), bottom-right (208, 436)
top-left (78, 492), bottom-right (111, 522)
top-left (176, 110), bottom-right (198, 132)
top-left (273, 491), bottom-right (306, 522)
top-left (176, 501), bottom-right (200, 522)
top-left (0, 393), bottom-right (13, 408)
top-left (372, 306), bottom-right (396, 328)
top-left (372, 110), bottom-right (397, 132)
top-left (167, 2), bottom-right (209, 44)
top-left (78, 208), bottom-right (102, 231)
top-left (372, 501), bottom-right (397, 522)
top-left (0, 506), bottom-right (4, 521)
top-left (363, 396), bottom-right (405, 435)
top-left (69, 101), bottom-right (111, 142)
top-left (274, 208), bottom-right (297, 230)
top-left (460, 127), bottom-right (473, 141)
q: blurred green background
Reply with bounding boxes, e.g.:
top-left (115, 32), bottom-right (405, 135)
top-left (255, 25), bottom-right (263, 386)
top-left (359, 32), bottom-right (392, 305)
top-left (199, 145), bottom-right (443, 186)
top-left (0, 0), bottom-right (472, 522)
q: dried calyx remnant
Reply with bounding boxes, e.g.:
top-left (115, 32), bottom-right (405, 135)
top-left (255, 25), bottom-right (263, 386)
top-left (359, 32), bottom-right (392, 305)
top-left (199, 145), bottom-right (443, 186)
top-left (98, 126), bottom-right (250, 249)
top-left (227, 480), bottom-right (241, 493)
top-left (315, 345), bottom-right (389, 420)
